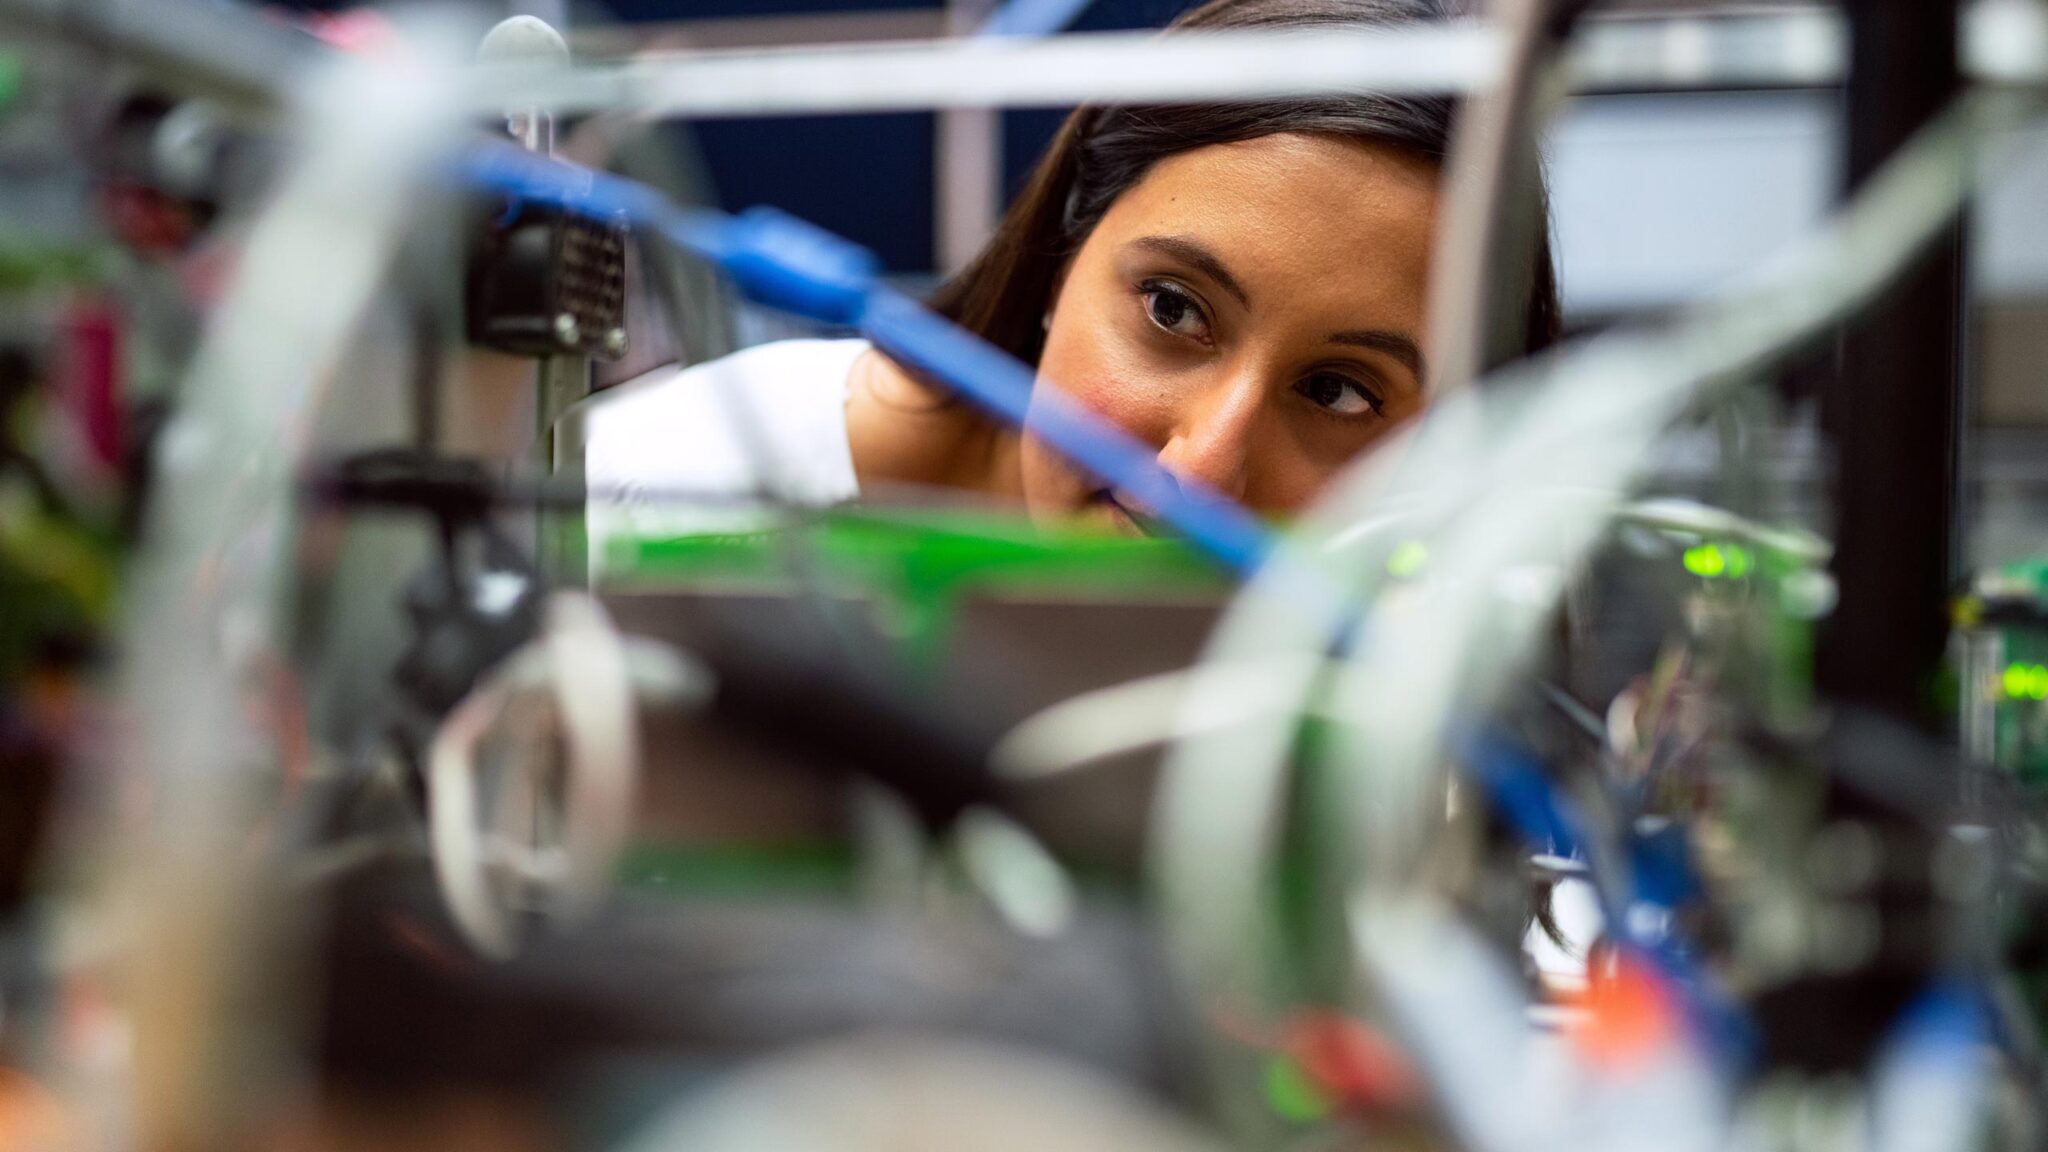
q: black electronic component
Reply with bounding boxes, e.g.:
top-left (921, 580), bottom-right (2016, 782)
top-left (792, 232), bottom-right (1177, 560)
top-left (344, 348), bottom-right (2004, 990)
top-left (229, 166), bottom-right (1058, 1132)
top-left (464, 197), bottom-right (630, 361)
top-left (311, 449), bottom-right (546, 768)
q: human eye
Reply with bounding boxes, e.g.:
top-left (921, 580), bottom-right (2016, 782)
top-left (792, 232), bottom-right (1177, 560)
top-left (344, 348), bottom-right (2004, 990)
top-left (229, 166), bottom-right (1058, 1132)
top-left (1137, 278), bottom-right (1213, 344)
top-left (1297, 369), bottom-right (1386, 419)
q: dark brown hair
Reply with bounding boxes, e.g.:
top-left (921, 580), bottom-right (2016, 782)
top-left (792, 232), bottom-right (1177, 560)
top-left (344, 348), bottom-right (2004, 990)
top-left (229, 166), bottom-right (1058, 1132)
top-left (928, 0), bottom-right (1562, 369)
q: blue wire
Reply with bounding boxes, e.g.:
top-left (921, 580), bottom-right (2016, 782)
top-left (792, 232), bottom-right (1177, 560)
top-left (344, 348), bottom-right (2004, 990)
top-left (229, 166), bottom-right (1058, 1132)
top-left (1886, 978), bottom-right (1991, 1060)
top-left (457, 144), bottom-right (1278, 576)
top-left (858, 293), bottom-right (1274, 573)
top-left (1459, 730), bottom-right (1757, 1069)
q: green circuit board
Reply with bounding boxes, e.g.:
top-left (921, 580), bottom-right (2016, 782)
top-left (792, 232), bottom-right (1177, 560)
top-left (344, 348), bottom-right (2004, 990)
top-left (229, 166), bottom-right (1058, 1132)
top-left (1957, 555), bottom-right (2048, 781)
top-left (598, 507), bottom-right (1229, 652)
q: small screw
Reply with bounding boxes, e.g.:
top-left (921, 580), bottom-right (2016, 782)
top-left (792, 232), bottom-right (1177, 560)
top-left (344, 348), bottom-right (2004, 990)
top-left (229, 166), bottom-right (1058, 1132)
top-left (553, 313), bottom-right (580, 346)
top-left (603, 328), bottom-right (629, 357)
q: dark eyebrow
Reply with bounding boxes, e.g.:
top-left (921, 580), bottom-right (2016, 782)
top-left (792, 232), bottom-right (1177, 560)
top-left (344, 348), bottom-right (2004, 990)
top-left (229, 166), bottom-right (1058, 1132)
top-left (1130, 234), bottom-right (1251, 310)
top-left (1330, 330), bottom-right (1427, 385)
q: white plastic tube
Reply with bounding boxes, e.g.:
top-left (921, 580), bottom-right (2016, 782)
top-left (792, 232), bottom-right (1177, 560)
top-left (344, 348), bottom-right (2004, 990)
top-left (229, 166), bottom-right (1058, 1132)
top-left (1151, 92), bottom-right (2021, 1139)
top-left (430, 592), bottom-right (672, 959)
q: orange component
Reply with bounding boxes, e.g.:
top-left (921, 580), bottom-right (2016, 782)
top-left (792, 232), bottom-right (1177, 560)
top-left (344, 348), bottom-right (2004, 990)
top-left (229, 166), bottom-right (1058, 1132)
top-left (1574, 952), bottom-right (1682, 1069)
top-left (0, 1066), bottom-right (71, 1150)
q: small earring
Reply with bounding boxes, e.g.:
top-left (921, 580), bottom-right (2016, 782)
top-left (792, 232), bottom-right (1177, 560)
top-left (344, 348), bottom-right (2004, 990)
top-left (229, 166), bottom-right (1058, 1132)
top-left (1041, 312), bottom-right (1052, 332)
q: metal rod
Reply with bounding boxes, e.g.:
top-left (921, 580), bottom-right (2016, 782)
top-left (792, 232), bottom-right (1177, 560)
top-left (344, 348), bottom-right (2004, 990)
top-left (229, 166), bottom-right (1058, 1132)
top-left (1816, 0), bottom-right (1970, 725)
top-left (468, 25), bottom-right (1504, 118)
top-left (936, 0), bottom-right (1003, 274)
top-left (10, 0), bottom-right (2041, 124)
top-left (468, 8), bottom-right (2044, 122)
top-left (1427, 0), bottom-right (1579, 398)
top-left (0, 0), bottom-right (313, 113)
top-left (571, 9), bottom-right (951, 55)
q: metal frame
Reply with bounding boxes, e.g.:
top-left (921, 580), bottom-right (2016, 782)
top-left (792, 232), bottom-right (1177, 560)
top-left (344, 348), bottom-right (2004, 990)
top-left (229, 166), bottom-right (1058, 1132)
top-left (464, 6), bottom-right (2043, 123)
top-left (1816, 0), bottom-right (1971, 725)
top-left (9, 0), bottom-right (2043, 125)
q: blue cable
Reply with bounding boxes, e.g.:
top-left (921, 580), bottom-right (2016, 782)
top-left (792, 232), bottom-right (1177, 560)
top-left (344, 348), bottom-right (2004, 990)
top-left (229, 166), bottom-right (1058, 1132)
top-left (1886, 978), bottom-right (1991, 1057)
top-left (1458, 730), bottom-right (1757, 1070)
top-left (458, 145), bottom-right (1277, 577)
top-left (859, 293), bottom-right (1274, 573)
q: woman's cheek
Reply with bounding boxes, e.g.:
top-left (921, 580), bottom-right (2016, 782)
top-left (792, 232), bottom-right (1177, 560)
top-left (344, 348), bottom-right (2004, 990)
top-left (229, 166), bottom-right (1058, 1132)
top-left (1043, 315), bottom-right (1177, 443)
top-left (1017, 437), bottom-right (1089, 522)
top-left (1017, 317), bottom-right (1140, 520)
top-left (1017, 394), bottom-right (1125, 526)
top-left (1262, 412), bottom-right (1407, 514)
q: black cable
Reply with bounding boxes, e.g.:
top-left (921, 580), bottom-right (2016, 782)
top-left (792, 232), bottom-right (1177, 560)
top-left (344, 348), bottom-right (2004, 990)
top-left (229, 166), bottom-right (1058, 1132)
top-left (1537, 679), bottom-right (1607, 748)
top-left (411, 305), bottom-right (443, 452)
top-left (682, 603), bottom-right (1015, 830)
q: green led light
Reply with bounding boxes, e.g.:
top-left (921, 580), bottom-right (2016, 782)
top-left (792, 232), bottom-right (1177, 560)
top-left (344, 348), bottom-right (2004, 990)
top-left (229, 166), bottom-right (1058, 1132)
top-left (1683, 543), bottom-right (1726, 578)
top-left (1682, 542), bottom-right (1757, 580)
top-left (1262, 1055), bottom-right (1331, 1124)
top-left (1386, 540), bottom-right (1428, 578)
top-left (2005, 663), bottom-right (2048, 702)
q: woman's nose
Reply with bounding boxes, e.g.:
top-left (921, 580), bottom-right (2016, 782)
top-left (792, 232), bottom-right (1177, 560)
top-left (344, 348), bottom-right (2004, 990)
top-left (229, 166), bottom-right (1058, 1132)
top-left (1154, 377), bottom-right (1262, 502)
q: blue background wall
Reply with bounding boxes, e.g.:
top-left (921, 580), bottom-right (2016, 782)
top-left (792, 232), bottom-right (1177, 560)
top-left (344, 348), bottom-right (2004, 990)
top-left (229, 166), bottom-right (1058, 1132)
top-left (598, 0), bottom-right (1196, 272)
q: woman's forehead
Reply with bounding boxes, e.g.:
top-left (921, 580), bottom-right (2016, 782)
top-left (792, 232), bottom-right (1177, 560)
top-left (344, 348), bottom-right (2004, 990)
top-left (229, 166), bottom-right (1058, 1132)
top-left (1090, 132), bottom-right (1438, 320)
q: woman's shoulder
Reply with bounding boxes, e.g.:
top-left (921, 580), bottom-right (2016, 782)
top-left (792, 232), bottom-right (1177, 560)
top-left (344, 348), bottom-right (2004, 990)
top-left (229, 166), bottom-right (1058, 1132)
top-left (599, 337), bottom-right (871, 413)
top-left (843, 345), bottom-right (1006, 493)
top-left (583, 337), bottom-right (870, 504)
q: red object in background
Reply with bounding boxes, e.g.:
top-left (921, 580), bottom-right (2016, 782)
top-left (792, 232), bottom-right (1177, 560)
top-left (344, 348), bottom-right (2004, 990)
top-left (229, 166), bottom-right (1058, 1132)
top-left (57, 295), bottom-right (123, 478)
top-left (295, 8), bottom-right (399, 53)
top-left (101, 183), bottom-right (202, 260)
top-left (1280, 1010), bottom-right (1424, 1114)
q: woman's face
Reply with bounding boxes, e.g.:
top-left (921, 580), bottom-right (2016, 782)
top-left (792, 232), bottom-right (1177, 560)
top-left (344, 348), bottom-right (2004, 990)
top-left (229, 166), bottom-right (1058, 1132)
top-left (1024, 131), bottom-right (1439, 534)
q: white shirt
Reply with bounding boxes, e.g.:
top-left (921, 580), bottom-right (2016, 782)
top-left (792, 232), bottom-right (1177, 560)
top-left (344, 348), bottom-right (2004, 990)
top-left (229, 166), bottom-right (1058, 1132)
top-left (582, 338), bottom-right (869, 567)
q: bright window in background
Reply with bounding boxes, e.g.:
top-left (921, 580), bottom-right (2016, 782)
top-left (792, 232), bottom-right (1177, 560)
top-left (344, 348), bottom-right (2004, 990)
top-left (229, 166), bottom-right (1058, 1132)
top-left (1548, 90), bottom-right (1840, 319)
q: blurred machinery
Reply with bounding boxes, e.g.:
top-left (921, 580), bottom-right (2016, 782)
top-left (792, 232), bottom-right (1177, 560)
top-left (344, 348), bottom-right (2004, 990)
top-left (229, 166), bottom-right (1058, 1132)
top-left (0, 1), bottom-right (2044, 1151)
top-left (1960, 560), bottom-right (2048, 779)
